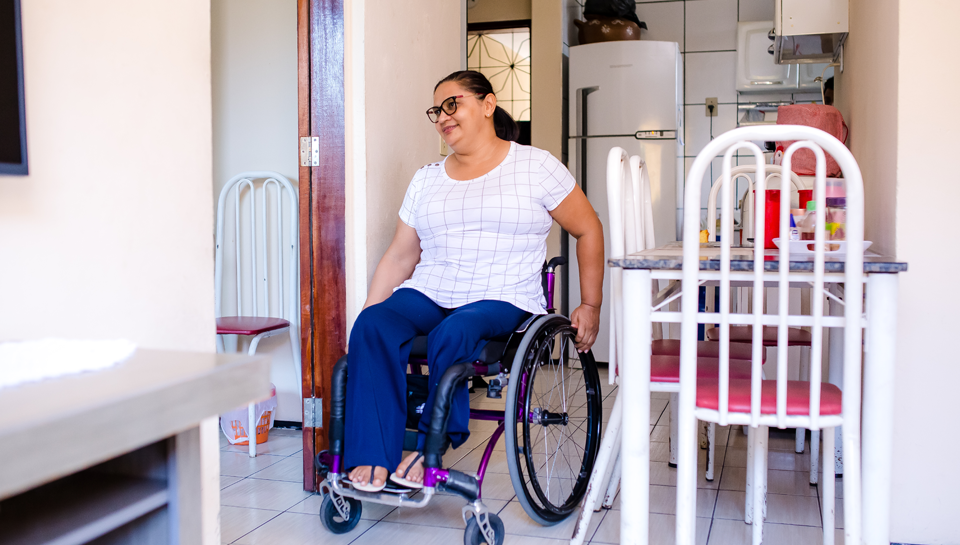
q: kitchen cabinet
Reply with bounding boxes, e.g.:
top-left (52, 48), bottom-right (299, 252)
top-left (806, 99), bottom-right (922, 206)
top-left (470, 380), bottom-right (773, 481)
top-left (736, 21), bottom-right (799, 93)
top-left (737, 21), bottom-right (835, 96)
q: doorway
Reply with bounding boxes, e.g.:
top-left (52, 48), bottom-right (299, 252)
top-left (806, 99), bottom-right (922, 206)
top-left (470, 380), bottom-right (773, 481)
top-left (211, 0), bottom-right (341, 493)
top-left (467, 21), bottom-right (532, 145)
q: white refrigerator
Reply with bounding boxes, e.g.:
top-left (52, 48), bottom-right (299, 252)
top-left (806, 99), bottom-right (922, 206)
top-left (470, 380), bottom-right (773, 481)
top-left (566, 40), bottom-right (683, 364)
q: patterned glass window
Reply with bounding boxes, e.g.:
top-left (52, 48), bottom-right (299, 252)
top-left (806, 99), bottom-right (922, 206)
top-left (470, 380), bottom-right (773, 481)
top-left (466, 29), bottom-right (531, 122)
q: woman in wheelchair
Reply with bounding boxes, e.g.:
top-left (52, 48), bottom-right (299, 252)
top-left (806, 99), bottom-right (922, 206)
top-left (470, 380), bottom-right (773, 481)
top-left (324, 70), bottom-right (603, 540)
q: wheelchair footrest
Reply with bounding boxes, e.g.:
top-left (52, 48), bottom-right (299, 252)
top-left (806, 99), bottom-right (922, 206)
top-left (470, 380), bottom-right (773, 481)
top-left (438, 469), bottom-right (480, 502)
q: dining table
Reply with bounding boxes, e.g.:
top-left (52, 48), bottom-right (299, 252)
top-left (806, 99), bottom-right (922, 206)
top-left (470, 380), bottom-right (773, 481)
top-left (608, 242), bottom-right (907, 545)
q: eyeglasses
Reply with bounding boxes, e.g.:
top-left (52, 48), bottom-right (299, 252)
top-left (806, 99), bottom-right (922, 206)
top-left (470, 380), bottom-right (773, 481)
top-left (426, 94), bottom-right (483, 123)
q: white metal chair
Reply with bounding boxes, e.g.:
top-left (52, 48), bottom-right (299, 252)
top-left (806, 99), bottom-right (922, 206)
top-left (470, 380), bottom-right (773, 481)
top-left (215, 171), bottom-right (301, 457)
top-left (705, 164), bottom-right (804, 244)
top-left (675, 126), bottom-right (864, 544)
top-left (704, 164), bottom-right (821, 481)
top-left (571, 148), bottom-right (756, 545)
top-left (571, 148), bottom-right (651, 545)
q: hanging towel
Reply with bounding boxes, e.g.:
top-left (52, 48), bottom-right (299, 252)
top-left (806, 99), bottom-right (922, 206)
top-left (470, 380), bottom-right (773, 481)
top-left (776, 104), bottom-right (848, 177)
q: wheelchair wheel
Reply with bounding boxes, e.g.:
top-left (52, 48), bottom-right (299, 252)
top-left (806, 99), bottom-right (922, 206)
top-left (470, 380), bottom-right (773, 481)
top-left (504, 314), bottom-right (603, 526)
top-left (319, 493), bottom-right (363, 534)
top-left (463, 512), bottom-right (505, 545)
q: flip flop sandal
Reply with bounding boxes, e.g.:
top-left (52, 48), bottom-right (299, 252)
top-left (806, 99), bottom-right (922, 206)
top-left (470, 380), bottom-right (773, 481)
top-left (389, 452), bottom-right (425, 489)
top-left (346, 467), bottom-right (387, 493)
top-left (383, 480), bottom-right (417, 494)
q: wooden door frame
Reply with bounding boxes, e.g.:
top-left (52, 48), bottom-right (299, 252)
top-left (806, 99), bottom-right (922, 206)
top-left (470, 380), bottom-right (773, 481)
top-left (298, 0), bottom-right (346, 492)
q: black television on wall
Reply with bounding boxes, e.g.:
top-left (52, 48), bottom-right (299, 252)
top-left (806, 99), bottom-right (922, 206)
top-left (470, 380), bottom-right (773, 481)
top-left (0, 0), bottom-right (26, 175)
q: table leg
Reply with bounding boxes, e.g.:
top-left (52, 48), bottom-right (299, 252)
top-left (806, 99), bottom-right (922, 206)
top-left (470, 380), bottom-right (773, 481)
top-left (169, 416), bottom-right (221, 545)
top-left (862, 274), bottom-right (898, 545)
top-left (621, 269), bottom-right (652, 545)
top-left (828, 284), bottom-right (844, 476)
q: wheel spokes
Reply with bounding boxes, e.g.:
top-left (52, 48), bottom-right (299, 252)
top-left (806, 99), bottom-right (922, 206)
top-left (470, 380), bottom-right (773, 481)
top-left (520, 327), bottom-right (597, 511)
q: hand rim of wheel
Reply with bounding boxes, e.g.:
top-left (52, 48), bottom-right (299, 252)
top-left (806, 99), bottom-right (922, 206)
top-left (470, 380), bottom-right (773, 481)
top-left (503, 314), bottom-right (603, 526)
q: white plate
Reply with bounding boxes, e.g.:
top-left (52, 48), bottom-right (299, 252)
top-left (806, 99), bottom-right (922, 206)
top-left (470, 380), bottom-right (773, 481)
top-left (772, 238), bottom-right (873, 255)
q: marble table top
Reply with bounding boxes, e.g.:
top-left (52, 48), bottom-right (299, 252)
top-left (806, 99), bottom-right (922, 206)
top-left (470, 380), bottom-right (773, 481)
top-left (608, 243), bottom-right (907, 273)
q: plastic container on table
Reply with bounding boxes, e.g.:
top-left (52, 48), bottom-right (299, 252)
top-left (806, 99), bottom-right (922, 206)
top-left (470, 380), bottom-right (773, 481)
top-left (798, 201), bottom-right (843, 251)
top-left (798, 201), bottom-right (818, 241)
top-left (825, 197), bottom-right (846, 241)
top-left (791, 208), bottom-right (806, 226)
top-left (788, 214), bottom-right (800, 241)
top-left (755, 188), bottom-right (781, 249)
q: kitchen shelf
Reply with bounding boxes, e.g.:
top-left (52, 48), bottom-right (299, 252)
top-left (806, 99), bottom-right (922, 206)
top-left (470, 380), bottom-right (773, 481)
top-left (0, 472), bottom-right (168, 545)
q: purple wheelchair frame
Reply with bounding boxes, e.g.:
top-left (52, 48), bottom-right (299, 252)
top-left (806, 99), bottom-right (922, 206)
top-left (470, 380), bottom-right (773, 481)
top-left (319, 257), bottom-right (564, 499)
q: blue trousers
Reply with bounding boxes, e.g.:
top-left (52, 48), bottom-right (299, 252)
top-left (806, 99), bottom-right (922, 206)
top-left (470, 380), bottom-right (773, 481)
top-left (344, 288), bottom-right (529, 472)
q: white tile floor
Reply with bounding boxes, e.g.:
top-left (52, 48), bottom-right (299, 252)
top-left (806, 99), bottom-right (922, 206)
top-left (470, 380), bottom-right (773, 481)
top-left (219, 368), bottom-right (844, 544)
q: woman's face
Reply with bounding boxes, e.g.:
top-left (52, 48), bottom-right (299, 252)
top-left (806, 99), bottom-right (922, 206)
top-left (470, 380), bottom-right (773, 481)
top-left (431, 81), bottom-right (496, 149)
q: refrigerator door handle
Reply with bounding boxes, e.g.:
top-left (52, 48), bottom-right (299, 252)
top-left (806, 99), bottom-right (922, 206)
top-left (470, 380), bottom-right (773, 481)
top-left (574, 86), bottom-right (600, 195)
top-left (574, 86), bottom-right (600, 136)
top-left (677, 107), bottom-right (685, 147)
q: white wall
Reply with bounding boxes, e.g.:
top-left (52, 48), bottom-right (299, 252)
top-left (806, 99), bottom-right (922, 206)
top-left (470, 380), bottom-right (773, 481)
top-left (211, 0), bottom-right (301, 422)
top-left (889, 1), bottom-right (960, 542)
top-left (833, 0), bottom-right (898, 257)
top-left (532, 0), bottom-right (567, 290)
top-left (834, 1), bottom-right (960, 541)
top-left (0, 0), bottom-right (214, 352)
top-left (345, 0), bottom-right (464, 329)
top-left (469, 0), bottom-right (567, 302)
top-left (211, 0), bottom-right (299, 194)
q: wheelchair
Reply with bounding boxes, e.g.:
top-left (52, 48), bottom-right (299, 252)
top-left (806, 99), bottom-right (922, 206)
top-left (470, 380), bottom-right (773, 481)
top-left (315, 257), bottom-right (604, 545)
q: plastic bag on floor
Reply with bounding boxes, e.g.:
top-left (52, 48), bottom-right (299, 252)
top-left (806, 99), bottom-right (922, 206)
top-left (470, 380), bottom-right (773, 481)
top-left (220, 383), bottom-right (277, 445)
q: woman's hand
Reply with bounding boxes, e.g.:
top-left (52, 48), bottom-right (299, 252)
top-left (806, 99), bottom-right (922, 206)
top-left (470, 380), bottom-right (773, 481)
top-left (570, 303), bottom-right (601, 352)
top-left (550, 185), bottom-right (604, 353)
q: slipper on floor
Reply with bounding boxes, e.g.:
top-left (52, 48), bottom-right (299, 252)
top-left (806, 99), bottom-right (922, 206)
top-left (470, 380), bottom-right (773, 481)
top-left (389, 452), bottom-right (424, 489)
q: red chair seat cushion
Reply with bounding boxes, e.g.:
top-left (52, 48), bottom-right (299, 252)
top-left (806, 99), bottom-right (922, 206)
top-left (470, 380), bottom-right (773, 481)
top-left (697, 378), bottom-right (842, 416)
top-left (706, 326), bottom-right (812, 347)
top-left (652, 339), bottom-right (763, 362)
top-left (650, 355), bottom-right (754, 383)
top-left (217, 316), bottom-right (290, 336)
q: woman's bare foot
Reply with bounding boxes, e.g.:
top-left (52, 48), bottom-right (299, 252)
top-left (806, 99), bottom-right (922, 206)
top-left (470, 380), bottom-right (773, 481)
top-left (395, 451), bottom-right (425, 484)
top-left (348, 465), bottom-right (388, 488)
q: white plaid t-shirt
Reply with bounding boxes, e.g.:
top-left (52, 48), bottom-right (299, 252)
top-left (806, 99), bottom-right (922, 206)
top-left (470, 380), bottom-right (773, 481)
top-left (397, 142), bottom-right (575, 314)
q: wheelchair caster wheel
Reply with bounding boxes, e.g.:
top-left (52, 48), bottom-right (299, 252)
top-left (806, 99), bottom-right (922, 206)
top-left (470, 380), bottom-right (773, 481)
top-left (319, 494), bottom-right (362, 534)
top-left (464, 512), bottom-right (504, 545)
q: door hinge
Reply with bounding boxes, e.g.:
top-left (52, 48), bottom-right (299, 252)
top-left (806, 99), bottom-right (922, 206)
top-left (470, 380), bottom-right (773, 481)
top-left (300, 136), bottom-right (320, 167)
top-left (303, 397), bottom-right (323, 427)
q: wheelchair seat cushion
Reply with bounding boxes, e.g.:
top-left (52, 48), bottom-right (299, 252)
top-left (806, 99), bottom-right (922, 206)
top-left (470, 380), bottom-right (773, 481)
top-left (409, 335), bottom-right (509, 364)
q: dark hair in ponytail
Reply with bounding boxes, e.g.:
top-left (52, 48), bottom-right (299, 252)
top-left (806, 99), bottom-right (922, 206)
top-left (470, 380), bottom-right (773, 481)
top-left (434, 70), bottom-right (520, 142)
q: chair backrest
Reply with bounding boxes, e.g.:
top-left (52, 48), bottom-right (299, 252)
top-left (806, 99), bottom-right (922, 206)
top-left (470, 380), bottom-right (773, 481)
top-left (680, 125), bottom-right (863, 427)
top-left (705, 164), bottom-right (804, 242)
top-left (215, 172), bottom-right (299, 326)
top-left (606, 147), bottom-right (657, 381)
